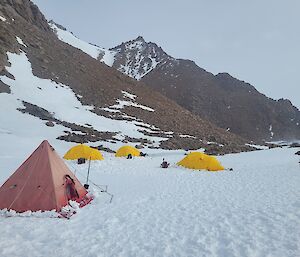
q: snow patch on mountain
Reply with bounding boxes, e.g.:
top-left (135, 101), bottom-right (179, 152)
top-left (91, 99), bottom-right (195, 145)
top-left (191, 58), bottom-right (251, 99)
top-left (110, 100), bottom-right (155, 112)
top-left (49, 22), bottom-right (100, 59)
top-left (100, 49), bottom-right (117, 67)
top-left (16, 36), bottom-right (27, 47)
top-left (269, 124), bottom-right (274, 138)
top-left (0, 15), bottom-right (6, 22)
top-left (122, 90), bottom-right (136, 100)
top-left (49, 22), bottom-right (116, 67)
top-left (102, 90), bottom-right (154, 113)
top-left (179, 134), bottom-right (197, 139)
top-left (0, 51), bottom-right (168, 151)
top-left (245, 143), bottom-right (269, 150)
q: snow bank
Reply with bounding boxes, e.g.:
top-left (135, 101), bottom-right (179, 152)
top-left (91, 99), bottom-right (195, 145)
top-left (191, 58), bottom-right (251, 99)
top-left (0, 208), bottom-right (59, 218)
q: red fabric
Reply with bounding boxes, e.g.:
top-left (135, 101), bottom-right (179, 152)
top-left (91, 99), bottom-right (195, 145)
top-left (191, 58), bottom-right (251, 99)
top-left (0, 140), bottom-right (89, 212)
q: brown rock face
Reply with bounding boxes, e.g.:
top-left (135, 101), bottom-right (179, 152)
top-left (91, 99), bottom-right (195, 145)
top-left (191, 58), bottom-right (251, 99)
top-left (1, 0), bottom-right (50, 32)
top-left (143, 64), bottom-right (300, 141)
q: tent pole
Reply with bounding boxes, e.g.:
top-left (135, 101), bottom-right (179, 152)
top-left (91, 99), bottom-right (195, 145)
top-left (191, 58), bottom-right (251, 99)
top-left (86, 158), bottom-right (91, 185)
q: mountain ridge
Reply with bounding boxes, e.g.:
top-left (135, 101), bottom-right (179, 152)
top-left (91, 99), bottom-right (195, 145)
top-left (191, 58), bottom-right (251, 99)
top-left (99, 35), bottom-right (300, 141)
top-left (46, 22), bottom-right (300, 141)
top-left (0, 0), bottom-right (253, 155)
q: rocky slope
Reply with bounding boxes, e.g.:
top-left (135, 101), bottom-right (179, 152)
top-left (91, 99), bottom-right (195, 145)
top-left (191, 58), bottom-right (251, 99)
top-left (108, 37), bottom-right (300, 142)
top-left (0, 0), bottom-right (253, 154)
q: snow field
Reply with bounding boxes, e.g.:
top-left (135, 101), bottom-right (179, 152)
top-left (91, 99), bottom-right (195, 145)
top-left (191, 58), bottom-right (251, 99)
top-left (0, 147), bottom-right (299, 257)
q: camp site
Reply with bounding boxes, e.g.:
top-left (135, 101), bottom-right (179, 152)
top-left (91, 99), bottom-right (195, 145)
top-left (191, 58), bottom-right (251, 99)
top-left (0, 138), bottom-right (299, 256)
top-left (1, 0), bottom-right (300, 256)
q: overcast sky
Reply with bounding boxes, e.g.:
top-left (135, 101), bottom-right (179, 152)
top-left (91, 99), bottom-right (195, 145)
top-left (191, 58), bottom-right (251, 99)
top-left (32, 0), bottom-right (300, 109)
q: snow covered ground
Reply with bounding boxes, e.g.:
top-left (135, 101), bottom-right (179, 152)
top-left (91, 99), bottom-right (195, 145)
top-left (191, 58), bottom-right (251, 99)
top-left (0, 141), bottom-right (299, 257)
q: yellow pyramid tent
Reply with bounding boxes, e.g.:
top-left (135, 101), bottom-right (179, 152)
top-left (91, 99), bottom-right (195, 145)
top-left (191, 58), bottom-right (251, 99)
top-left (177, 152), bottom-right (224, 171)
top-left (64, 144), bottom-right (104, 160)
top-left (115, 145), bottom-right (141, 157)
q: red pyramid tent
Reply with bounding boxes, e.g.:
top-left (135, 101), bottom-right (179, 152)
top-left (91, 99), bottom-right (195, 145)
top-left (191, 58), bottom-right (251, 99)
top-left (0, 140), bottom-right (92, 213)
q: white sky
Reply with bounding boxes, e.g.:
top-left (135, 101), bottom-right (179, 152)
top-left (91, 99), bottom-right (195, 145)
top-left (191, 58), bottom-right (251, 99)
top-left (32, 0), bottom-right (300, 109)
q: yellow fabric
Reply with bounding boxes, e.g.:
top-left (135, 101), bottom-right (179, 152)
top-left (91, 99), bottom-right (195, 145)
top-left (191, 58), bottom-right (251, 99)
top-left (63, 144), bottom-right (104, 160)
top-left (115, 145), bottom-right (141, 157)
top-left (177, 152), bottom-right (224, 171)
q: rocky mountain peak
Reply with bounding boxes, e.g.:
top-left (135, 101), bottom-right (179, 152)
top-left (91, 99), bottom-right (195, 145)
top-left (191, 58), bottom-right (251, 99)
top-left (110, 36), bottom-right (172, 80)
top-left (134, 35), bottom-right (145, 42)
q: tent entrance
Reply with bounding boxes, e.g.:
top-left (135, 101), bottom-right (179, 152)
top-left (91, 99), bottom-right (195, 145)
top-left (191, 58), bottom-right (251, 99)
top-left (65, 175), bottom-right (79, 201)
